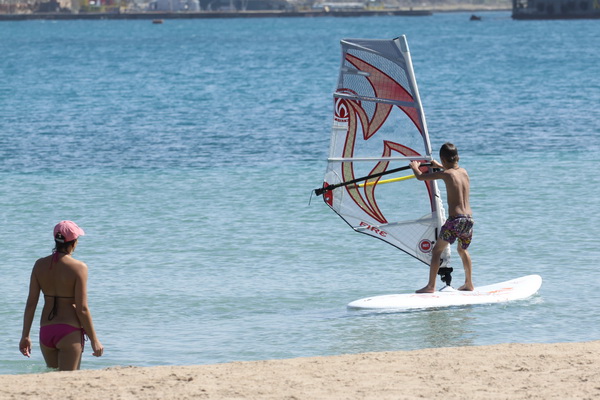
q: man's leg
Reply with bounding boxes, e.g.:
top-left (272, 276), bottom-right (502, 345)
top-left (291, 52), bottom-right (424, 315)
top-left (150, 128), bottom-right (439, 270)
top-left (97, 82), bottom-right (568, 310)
top-left (416, 239), bottom-right (450, 293)
top-left (457, 245), bottom-right (474, 291)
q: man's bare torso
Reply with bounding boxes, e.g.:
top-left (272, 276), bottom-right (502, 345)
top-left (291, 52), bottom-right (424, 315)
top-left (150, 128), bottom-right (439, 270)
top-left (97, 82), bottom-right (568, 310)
top-left (441, 167), bottom-right (472, 217)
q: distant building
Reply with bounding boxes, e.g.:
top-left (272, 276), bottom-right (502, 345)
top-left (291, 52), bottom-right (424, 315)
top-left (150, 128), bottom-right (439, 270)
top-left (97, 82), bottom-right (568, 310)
top-left (78, 0), bottom-right (125, 14)
top-left (35, 0), bottom-right (77, 12)
top-left (198, 0), bottom-right (291, 10)
top-left (512, 0), bottom-right (600, 18)
top-left (148, 0), bottom-right (200, 11)
top-left (312, 1), bottom-right (366, 10)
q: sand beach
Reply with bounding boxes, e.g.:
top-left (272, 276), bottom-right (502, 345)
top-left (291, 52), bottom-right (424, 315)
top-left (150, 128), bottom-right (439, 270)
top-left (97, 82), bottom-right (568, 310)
top-left (1, 341), bottom-right (598, 399)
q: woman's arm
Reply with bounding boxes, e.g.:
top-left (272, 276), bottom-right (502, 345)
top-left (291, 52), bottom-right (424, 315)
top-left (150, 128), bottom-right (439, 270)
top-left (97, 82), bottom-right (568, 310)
top-left (74, 263), bottom-right (104, 357)
top-left (20, 267), bottom-right (41, 358)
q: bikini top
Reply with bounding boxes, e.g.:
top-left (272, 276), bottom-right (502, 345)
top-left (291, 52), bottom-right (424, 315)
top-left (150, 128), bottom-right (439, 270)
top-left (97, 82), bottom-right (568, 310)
top-left (45, 294), bottom-right (75, 321)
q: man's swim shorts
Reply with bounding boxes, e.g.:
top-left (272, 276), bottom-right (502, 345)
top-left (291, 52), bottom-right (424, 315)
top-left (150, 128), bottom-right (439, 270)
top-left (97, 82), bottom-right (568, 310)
top-left (440, 214), bottom-right (474, 249)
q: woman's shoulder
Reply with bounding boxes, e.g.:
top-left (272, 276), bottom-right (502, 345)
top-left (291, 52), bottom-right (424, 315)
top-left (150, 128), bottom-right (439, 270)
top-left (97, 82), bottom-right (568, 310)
top-left (65, 257), bottom-right (89, 274)
top-left (36, 254), bottom-right (53, 262)
top-left (33, 255), bottom-right (52, 270)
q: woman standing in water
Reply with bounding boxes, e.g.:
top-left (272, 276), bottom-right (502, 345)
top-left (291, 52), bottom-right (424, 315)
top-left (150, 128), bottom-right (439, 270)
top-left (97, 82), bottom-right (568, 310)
top-left (19, 221), bottom-right (103, 370)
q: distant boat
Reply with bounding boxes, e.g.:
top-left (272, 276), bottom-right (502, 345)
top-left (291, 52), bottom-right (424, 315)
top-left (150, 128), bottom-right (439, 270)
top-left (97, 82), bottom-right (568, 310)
top-left (152, 19), bottom-right (164, 24)
top-left (470, 14), bottom-right (482, 20)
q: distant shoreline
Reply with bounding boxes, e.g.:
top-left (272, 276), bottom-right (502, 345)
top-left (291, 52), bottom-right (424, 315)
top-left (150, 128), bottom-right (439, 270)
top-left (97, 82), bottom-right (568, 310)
top-left (0, 7), bottom-right (509, 21)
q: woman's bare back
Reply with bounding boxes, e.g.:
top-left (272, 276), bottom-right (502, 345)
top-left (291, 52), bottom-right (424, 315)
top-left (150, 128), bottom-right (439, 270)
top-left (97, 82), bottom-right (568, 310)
top-left (34, 254), bottom-right (83, 327)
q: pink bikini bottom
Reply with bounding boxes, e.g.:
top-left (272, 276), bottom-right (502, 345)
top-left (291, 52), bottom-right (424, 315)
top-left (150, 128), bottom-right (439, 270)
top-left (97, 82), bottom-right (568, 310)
top-left (40, 324), bottom-right (85, 350)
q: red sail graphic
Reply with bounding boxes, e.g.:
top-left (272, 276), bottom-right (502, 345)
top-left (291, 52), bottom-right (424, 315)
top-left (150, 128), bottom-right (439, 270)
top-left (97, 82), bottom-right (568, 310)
top-left (338, 55), bottom-right (427, 223)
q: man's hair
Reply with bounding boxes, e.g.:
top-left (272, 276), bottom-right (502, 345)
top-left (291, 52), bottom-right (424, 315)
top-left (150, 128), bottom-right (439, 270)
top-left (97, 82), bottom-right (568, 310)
top-left (439, 142), bottom-right (459, 163)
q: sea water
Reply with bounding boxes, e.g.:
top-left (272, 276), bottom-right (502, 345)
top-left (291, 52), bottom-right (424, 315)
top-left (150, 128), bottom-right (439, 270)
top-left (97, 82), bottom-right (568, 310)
top-left (0, 12), bottom-right (599, 374)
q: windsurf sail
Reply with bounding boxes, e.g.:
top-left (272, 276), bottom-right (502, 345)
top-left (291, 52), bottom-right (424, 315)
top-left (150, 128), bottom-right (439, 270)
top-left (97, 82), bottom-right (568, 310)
top-left (314, 36), bottom-right (452, 284)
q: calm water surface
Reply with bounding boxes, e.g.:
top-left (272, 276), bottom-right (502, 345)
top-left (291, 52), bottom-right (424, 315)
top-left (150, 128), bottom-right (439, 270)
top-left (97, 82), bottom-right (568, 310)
top-left (0, 12), bottom-right (599, 374)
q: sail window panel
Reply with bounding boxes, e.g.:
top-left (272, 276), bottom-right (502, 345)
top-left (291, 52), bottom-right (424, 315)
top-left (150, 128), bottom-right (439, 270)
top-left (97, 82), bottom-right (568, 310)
top-left (375, 176), bottom-right (432, 224)
top-left (342, 48), bottom-right (413, 102)
top-left (348, 104), bottom-right (427, 161)
top-left (347, 160), bottom-right (432, 221)
top-left (339, 71), bottom-right (376, 100)
top-left (344, 39), bottom-right (406, 65)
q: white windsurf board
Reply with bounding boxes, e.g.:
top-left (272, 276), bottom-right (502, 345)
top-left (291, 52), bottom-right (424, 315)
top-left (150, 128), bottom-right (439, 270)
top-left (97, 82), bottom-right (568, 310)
top-left (347, 274), bottom-right (542, 311)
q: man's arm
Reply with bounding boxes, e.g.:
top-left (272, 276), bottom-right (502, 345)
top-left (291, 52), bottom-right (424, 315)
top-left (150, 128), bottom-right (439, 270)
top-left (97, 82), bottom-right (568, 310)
top-left (430, 160), bottom-right (444, 170)
top-left (410, 161), bottom-right (446, 181)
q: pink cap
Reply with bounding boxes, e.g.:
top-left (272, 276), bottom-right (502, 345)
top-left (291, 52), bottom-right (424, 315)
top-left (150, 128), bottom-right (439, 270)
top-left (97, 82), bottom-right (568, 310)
top-left (54, 220), bottom-right (85, 243)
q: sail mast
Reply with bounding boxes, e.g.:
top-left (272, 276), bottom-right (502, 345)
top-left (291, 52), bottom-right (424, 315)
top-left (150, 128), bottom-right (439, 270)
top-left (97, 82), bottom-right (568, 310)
top-left (394, 36), bottom-right (432, 157)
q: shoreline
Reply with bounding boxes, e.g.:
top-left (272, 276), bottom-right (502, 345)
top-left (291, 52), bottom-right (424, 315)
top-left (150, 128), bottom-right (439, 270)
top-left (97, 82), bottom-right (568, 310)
top-left (1, 341), bottom-right (598, 399)
top-left (0, 7), bottom-right (510, 21)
